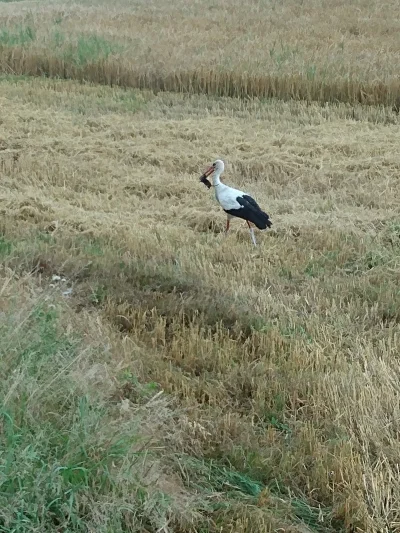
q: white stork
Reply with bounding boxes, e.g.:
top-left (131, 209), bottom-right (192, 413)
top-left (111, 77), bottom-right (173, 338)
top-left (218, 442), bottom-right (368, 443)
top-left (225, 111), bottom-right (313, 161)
top-left (199, 159), bottom-right (272, 245)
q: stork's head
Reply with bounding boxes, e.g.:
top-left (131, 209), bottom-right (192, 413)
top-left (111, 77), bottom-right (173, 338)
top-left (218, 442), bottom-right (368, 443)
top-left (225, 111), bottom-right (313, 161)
top-left (203, 159), bottom-right (225, 178)
top-left (199, 159), bottom-right (225, 189)
top-left (200, 159), bottom-right (225, 189)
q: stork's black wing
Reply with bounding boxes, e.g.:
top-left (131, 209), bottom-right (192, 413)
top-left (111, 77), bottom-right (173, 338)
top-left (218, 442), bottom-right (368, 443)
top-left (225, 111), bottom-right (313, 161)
top-left (225, 194), bottom-right (272, 230)
top-left (241, 195), bottom-right (263, 211)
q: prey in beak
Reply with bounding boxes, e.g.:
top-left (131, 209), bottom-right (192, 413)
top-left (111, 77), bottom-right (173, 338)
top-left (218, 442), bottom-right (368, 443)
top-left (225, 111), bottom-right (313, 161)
top-left (199, 165), bottom-right (214, 189)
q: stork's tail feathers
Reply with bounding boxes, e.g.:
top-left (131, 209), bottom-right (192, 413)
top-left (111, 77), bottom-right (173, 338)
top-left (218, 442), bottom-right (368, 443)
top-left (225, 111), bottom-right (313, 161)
top-left (252, 211), bottom-right (272, 230)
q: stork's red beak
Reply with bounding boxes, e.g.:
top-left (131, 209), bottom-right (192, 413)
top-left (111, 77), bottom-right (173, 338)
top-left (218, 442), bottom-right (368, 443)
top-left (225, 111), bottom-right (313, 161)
top-left (203, 166), bottom-right (214, 177)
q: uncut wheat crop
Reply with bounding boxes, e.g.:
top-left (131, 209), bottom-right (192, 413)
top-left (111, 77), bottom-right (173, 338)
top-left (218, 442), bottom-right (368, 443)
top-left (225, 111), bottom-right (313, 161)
top-left (1, 2), bottom-right (400, 533)
top-left (2, 0), bottom-right (400, 104)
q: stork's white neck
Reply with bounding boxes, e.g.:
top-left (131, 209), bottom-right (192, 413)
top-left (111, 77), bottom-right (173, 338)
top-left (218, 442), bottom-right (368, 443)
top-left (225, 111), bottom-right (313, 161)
top-left (212, 171), bottom-right (222, 186)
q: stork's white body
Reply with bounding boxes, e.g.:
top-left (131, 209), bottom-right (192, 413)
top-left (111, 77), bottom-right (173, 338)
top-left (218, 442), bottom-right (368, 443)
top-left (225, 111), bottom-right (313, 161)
top-left (213, 182), bottom-right (246, 212)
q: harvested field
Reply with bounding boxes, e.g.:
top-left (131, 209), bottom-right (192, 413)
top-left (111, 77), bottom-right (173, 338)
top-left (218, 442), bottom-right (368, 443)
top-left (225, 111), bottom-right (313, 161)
top-left (1, 76), bottom-right (400, 532)
top-left (1, 1), bottom-right (400, 532)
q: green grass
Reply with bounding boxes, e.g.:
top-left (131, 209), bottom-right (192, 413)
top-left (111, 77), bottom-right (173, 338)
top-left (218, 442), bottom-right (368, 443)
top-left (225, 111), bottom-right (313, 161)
top-left (60, 34), bottom-right (124, 66)
top-left (0, 302), bottom-right (158, 532)
top-left (0, 25), bottom-right (35, 47)
top-left (0, 237), bottom-right (13, 258)
top-left (182, 457), bottom-right (335, 532)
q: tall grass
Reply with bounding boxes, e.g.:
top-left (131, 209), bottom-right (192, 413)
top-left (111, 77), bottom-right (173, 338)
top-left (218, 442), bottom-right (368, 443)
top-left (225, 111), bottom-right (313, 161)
top-left (2, 47), bottom-right (399, 105)
top-left (1, 0), bottom-right (400, 105)
top-left (0, 25), bottom-right (35, 47)
top-left (59, 34), bottom-right (124, 66)
top-left (0, 294), bottom-right (175, 532)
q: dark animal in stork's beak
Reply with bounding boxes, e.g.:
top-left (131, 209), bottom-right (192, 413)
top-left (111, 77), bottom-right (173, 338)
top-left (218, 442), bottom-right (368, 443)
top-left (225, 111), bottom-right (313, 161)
top-left (199, 165), bottom-right (214, 189)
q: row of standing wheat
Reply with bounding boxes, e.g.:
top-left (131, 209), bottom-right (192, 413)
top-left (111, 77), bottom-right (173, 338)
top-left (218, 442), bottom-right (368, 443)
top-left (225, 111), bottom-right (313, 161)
top-left (1, 47), bottom-right (400, 108)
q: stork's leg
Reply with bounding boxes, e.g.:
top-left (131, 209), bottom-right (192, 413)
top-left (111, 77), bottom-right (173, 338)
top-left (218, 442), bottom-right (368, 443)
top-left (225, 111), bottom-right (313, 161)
top-left (246, 220), bottom-right (257, 246)
top-left (225, 218), bottom-right (230, 233)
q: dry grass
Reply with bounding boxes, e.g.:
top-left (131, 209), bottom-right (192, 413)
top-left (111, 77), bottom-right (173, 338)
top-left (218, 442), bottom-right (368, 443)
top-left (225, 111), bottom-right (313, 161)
top-left (1, 0), bottom-right (400, 105)
top-left (1, 75), bottom-right (400, 532)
